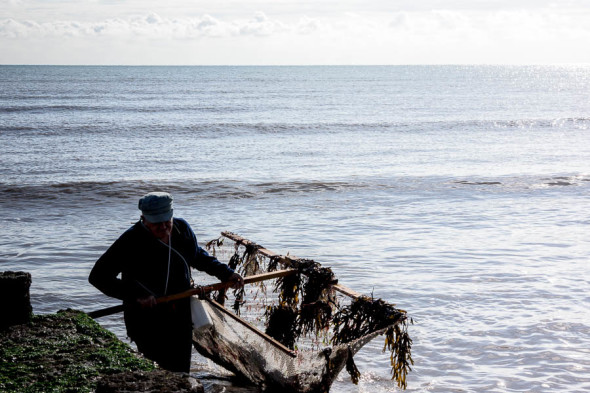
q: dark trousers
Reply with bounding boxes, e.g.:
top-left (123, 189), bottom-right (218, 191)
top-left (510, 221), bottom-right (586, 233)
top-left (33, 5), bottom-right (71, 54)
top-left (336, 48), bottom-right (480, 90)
top-left (125, 300), bottom-right (193, 373)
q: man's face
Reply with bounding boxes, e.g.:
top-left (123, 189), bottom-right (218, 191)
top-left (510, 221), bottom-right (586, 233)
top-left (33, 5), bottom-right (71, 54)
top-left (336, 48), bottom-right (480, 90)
top-left (143, 217), bottom-right (173, 242)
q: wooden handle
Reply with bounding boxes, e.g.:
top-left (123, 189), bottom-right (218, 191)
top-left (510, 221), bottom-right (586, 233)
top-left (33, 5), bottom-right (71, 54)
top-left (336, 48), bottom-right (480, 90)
top-left (88, 269), bottom-right (295, 319)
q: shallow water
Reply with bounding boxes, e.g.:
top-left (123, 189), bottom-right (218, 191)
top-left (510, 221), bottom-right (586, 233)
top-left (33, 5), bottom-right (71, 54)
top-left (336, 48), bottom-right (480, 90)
top-left (1, 65), bottom-right (590, 392)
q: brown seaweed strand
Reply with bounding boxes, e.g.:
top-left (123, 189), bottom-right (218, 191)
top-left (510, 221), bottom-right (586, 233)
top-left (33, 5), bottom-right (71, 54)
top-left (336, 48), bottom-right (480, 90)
top-left (231, 243), bottom-right (261, 314)
top-left (345, 346), bottom-right (361, 385)
top-left (298, 259), bottom-right (337, 336)
top-left (205, 236), bottom-right (224, 257)
top-left (332, 296), bottom-right (412, 389)
top-left (264, 304), bottom-right (299, 350)
top-left (215, 248), bottom-right (242, 305)
top-left (240, 243), bottom-right (262, 277)
top-left (265, 269), bottom-right (302, 347)
top-left (384, 322), bottom-right (414, 389)
top-left (267, 255), bottom-right (282, 272)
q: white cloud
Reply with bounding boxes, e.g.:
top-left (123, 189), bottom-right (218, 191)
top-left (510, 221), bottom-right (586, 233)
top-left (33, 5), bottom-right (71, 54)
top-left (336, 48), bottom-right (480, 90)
top-left (1, 8), bottom-right (590, 64)
top-left (0, 0), bottom-right (24, 5)
top-left (0, 12), bottom-right (297, 40)
top-left (235, 12), bottom-right (288, 37)
top-left (296, 16), bottom-right (321, 35)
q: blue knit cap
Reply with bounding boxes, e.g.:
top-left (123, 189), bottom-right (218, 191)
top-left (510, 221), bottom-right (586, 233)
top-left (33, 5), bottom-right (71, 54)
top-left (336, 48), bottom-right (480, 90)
top-left (138, 192), bottom-right (173, 223)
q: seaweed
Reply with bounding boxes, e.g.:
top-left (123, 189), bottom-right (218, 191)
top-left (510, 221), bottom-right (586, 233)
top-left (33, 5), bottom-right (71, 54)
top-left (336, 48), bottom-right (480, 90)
top-left (345, 346), bottom-right (361, 385)
top-left (265, 258), bottom-right (338, 348)
top-left (240, 243), bottom-right (263, 277)
top-left (214, 248), bottom-right (243, 305)
top-left (296, 260), bottom-right (337, 336)
top-left (207, 234), bottom-right (414, 389)
top-left (332, 296), bottom-right (413, 389)
top-left (264, 305), bottom-right (299, 350)
top-left (274, 269), bottom-right (302, 308)
top-left (264, 268), bottom-right (302, 347)
top-left (205, 236), bottom-right (225, 257)
top-left (384, 322), bottom-right (414, 389)
top-left (267, 255), bottom-right (283, 272)
top-left (214, 242), bottom-right (265, 311)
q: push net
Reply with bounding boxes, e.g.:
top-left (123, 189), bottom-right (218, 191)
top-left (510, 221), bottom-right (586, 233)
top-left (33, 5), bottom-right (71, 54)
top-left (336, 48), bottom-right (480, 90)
top-left (191, 232), bottom-right (413, 392)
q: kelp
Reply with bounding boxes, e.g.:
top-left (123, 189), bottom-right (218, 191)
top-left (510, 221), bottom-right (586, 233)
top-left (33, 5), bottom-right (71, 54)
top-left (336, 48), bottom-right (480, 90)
top-left (205, 234), bottom-right (413, 389)
top-left (345, 346), bottom-right (361, 385)
top-left (384, 323), bottom-right (413, 389)
top-left (265, 304), bottom-right (299, 350)
top-left (274, 268), bottom-right (301, 307)
top-left (240, 243), bottom-right (263, 277)
top-left (213, 249), bottom-right (240, 305)
top-left (265, 258), bottom-right (336, 346)
top-left (266, 255), bottom-right (283, 272)
top-left (332, 296), bottom-right (413, 389)
top-left (205, 237), bottom-right (225, 257)
top-left (297, 260), bottom-right (337, 336)
top-left (208, 241), bottom-right (263, 310)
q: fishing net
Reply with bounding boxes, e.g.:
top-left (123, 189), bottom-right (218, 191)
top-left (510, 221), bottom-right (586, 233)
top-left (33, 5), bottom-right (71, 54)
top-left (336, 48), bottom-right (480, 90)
top-left (192, 299), bottom-right (387, 392)
top-left (192, 233), bottom-right (413, 392)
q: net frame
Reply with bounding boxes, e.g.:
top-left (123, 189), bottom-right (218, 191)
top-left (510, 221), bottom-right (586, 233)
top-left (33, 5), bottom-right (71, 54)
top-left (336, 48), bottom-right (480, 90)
top-left (192, 232), bottom-right (412, 391)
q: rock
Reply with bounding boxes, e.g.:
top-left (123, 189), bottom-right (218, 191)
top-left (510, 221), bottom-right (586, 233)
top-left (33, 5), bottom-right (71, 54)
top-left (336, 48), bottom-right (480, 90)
top-left (96, 370), bottom-right (204, 393)
top-left (0, 309), bottom-right (156, 392)
top-left (0, 271), bottom-right (207, 393)
top-left (0, 271), bottom-right (32, 329)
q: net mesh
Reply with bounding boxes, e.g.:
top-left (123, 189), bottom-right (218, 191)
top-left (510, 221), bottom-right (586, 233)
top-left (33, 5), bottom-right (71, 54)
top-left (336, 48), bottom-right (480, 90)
top-left (193, 300), bottom-right (388, 392)
top-left (191, 233), bottom-right (413, 392)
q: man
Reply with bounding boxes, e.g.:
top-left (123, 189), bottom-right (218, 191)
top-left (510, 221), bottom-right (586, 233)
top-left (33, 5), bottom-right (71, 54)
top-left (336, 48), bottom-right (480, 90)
top-left (89, 191), bottom-right (243, 372)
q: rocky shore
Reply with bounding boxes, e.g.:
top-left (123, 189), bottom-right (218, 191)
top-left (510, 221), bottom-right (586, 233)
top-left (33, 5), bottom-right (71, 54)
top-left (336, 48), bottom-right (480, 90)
top-left (0, 272), bottom-right (204, 393)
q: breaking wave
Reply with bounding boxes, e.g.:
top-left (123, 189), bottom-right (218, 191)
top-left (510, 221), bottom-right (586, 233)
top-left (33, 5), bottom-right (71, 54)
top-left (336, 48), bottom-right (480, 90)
top-left (3, 173), bottom-right (589, 210)
top-left (2, 117), bottom-right (589, 137)
top-left (0, 179), bottom-right (360, 206)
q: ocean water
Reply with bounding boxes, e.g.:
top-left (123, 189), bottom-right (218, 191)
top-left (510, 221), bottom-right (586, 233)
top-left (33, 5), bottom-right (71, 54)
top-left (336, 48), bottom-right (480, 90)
top-left (1, 65), bottom-right (589, 392)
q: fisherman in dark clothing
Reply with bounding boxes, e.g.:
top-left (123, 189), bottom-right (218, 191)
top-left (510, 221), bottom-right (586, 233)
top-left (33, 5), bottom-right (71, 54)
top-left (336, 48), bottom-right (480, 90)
top-left (89, 192), bottom-right (243, 372)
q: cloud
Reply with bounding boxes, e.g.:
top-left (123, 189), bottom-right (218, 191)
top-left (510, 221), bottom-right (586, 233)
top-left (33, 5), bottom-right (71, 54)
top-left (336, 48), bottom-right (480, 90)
top-left (381, 9), bottom-right (590, 43)
top-left (2, 8), bottom-right (590, 64)
top-left (0, 12), bottom-right (295, 39)
top-left (0, 9), bottom-right (583, 41)
top-left (296, 16), bottom-right (321, 35)
top-left (0, 0), bottom-right (23, 5)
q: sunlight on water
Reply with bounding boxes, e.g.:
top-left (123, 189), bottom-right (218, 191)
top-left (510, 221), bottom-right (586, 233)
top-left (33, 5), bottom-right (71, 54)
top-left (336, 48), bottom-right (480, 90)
top-left (1, 65), bottom-right (590, 392)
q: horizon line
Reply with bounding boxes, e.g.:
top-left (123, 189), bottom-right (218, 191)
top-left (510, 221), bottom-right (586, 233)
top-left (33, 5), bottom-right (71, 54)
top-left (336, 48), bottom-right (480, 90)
top-left (2, 63), bottom-right (590, 67)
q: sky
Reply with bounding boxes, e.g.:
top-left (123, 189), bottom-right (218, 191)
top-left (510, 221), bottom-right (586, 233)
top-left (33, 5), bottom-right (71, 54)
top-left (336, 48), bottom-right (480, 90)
top-left (1, 0), bottom-right (590, 65)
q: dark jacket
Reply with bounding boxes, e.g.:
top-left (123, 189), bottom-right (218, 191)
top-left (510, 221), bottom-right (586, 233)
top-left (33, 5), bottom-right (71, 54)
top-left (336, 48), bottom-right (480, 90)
top-left (89, 217), bottom-right (233, 302)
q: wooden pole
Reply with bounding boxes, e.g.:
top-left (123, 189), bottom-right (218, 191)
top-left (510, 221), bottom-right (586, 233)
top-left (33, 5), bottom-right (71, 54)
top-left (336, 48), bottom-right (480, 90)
top-left (88, 269), bottom-right (295, 319)
top-left (221, 232), bottom-right (362, 299)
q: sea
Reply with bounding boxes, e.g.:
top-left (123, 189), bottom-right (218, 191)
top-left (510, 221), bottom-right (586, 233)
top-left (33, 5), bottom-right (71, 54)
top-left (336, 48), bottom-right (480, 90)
top-left (1, 65), bottom-right (589, 393)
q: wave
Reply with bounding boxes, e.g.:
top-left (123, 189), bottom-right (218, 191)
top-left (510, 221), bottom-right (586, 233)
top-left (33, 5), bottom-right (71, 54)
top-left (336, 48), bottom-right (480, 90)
top-left (2, 117), bottom-right (588, 135)
top-left (0, 105), bottom-right (113, 113)
top-left (0, 103), bottom-right (251, 114)
top-left (452, 174), bottom-right (590, 190)
top-left (490, 118), bottom-right (590, 130)
top-left (3, 174), bottom-right (588, 208)
top-left (0, 179), bottom-right (360, 205)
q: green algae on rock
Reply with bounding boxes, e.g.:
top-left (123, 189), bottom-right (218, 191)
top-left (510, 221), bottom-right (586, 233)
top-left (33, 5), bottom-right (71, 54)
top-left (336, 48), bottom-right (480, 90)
top-left (0, 309), bottom-right (156, 393)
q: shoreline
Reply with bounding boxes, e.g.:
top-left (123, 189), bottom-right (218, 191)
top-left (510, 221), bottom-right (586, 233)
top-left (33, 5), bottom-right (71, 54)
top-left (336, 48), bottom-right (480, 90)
top-left (0, 305), bottom-right (204, 392)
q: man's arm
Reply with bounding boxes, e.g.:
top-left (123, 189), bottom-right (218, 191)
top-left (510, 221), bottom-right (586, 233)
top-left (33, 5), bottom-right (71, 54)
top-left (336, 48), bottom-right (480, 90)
top-left (178, 219), bottom-right (243, 285)
top-left (89, 238), bottom-right (128, 300)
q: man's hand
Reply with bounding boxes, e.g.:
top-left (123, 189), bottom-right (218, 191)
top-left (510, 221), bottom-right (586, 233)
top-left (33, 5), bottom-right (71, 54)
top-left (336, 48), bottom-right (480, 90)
top-left (136, 295), bottom-right (157, 309)
top-left (228, 272), bottom-right (244, 289)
